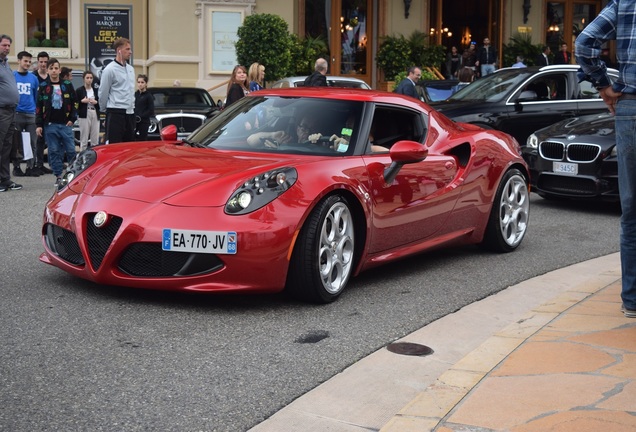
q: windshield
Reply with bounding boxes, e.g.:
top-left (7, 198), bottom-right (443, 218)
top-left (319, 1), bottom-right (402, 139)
top-left (187, 96), bottom-right (365, 156)
top-left (448, 69), bottom-right (534, 103)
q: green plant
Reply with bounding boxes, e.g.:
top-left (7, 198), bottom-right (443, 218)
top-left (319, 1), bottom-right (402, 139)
top-left (235, 14), bottom-right (292, 82)
top-left (28, 38), bottom-right (40, 47)
top-left (502, 33), bottom-right (543, 67)
top-left (41, 39), bottom-right (53, 48)
top-left (289, 33), bottom-right (328, 76)
top-left (376, 34), bottom-right (412, 82)
top-left (55, 39), bottom-right (67, 48)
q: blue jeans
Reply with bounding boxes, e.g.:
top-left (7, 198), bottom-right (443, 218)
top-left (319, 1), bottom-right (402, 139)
top-left (481, 64), bottom-right (496, 77)
top-left (44, 122), bottom-right (75, 177)
top-left (615, 99), bottom-right (636, 310)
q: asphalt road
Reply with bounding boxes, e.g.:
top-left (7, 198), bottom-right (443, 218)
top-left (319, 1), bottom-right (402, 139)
top-left (0, 174), bottom-right (620, 432)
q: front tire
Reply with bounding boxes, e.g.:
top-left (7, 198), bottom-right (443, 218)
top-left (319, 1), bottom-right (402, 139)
top-left (286, 195), bottom-right (355, 303)
top-left (482, 168), bottom-right (529, 252)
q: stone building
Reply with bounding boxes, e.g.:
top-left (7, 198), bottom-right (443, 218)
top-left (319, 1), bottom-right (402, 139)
top-left (1, 0), bottom-right (608, 100)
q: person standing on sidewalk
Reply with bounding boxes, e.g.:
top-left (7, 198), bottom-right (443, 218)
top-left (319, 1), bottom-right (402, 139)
top-left (575, 0), bottom-right (636, 318)
top-left (99, 37), bottom-right (135, 143)
top-left (33, 51), bottom-right (53, 175)
top-left (76, 70), bottom-right (100, 150)
top-left (134, 74), bottom-right (154, 140)
top-left (303, 58), bottom-right (328, 87)
top-left (476, 37), bottom-right (498, 77)
top-left (35, 58), bottom-right (77, 186)
top-left (0, 34), bottom-right (22, 192)
top-left (12, 51), bottom-right (40, 177)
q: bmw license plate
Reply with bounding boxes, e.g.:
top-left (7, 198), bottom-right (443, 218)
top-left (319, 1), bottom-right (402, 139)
top-left (553, 161), bottom-right (578, 175)
top-left (162, 229), bottom-right (237, 254)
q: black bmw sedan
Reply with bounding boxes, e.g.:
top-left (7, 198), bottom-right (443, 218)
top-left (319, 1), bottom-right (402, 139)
top-left (429, 64), bottom-right (618, 146)
top-left (522, 112), bottom-right (618, 202)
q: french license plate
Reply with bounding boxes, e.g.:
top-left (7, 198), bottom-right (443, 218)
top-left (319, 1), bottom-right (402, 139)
top-left (553, 161), bottom-right (578, 175)
top-left (162, 229), bottom-right (237, 254)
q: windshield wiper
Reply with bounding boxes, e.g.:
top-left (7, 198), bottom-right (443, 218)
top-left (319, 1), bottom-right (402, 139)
top-left (181, 138), bottom-right (206, 148)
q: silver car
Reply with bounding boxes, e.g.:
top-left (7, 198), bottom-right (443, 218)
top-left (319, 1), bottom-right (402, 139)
top-left (271, 76), bottom-right (371, 89)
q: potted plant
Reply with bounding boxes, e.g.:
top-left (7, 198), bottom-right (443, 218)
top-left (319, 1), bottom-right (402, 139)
top-left (376, 35), bottom-right (412, 89)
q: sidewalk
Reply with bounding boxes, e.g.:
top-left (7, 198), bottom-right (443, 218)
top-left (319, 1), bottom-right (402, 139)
top-left (251, 253), bottom-right (636, 431)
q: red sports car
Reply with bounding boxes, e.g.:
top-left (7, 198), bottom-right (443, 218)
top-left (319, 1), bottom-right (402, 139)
top-left (41, 88), bottom-right (530, 303)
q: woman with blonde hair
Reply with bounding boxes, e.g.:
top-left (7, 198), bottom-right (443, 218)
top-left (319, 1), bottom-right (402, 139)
top-left (225, 65), bottom-right (249, 107)
top-left (248, 62), bottom-right (265, 92)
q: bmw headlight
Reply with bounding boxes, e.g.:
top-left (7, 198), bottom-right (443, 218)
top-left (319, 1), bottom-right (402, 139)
top-left (526, 133), bottom-right (539, 149)
top-left (225, 167), bottom-right (298, 215)
top-left (610, 146), bottom-right (618, 157)
top-left (57, 149), bottom-right (97, 190)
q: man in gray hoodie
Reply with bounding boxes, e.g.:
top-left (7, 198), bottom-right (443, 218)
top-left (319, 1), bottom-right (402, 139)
top-left (99, 37), bottom-right (136, 143)
top-left (0, 34), bottom-right (21, 192)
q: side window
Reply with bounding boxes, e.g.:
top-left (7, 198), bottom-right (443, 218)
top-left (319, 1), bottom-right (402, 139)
top-left (521, 74), bottom-right (568, 101)
top-left (26, 0), bottom-right (69, 48)
top-left (579, 80), bottom-right (600, 99)
top-left (369, 107), bottom-right (425, 153)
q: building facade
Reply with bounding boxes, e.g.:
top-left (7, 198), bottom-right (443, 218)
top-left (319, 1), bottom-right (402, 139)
top-left (1, 0), bottom-right (607, 100)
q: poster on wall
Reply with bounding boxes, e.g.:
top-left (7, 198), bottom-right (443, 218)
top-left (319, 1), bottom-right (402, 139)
top-left (85, 6), bottom-right (132, 82)
top-left (211, 11), bottom-right (241, 73)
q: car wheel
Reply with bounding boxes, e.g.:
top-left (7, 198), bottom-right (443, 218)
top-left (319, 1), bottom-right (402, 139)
top-left (482, 168), bottom-right (529, 252)
top-left (286, 195), bottom-right (355, 303)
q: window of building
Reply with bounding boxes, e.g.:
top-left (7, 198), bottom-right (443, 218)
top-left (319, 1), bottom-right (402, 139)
top-left (545, 1), bottom-right (599, 52)
top-left (26, 0), bottom-right (69, 48)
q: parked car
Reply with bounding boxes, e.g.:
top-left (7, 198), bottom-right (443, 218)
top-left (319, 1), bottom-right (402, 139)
top-left (522, 112), bottom-right (618, 201)
top-left (40, 88), bottom-right (529, 303)
top-left (429, 65), bottom-right (619, 146)
top-left (146, 87), bottom-right (220, 140)
top-left (416, 79), bottom-right (459, 103)
top-left (271, 76), bottom-right (371, 89)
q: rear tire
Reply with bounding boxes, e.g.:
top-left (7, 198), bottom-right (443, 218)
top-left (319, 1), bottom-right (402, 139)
top-left (482, 168), bottom-right (529, 252)
top-left (286, 195), bottom-right (355, 303)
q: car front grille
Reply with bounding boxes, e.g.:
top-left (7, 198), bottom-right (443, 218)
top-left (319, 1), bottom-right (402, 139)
top-left (159, 116), bottom-right (204, 133)
top-left (118, 243), bottom-right (224, 277)
top-left (539, 141), bottom-right (601, 162)
top-left (566, 144), bottom-right (601, 162)
top-left (86, 213), bottom-right (123, 271)
top-left (538, 174), bottom-right (597, 196)
top-left (44, 224), bottom-right (85, 266)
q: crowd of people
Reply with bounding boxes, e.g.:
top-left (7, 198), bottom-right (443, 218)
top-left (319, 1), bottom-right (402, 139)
top-left (0, 35), bottom-right (158, 190)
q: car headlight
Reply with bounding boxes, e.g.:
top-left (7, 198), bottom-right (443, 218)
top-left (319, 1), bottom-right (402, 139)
top-left (526, 133), bottom-right (539, 149)
top-left (57, 149), bottom-right (97, 190)
top-left (225, 167), bottom-right (298, 215)
top-left (610, 146), bottom-right (618, 157)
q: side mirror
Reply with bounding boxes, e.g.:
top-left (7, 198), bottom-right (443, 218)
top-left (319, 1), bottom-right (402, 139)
top-left (517, 90), bottom-right (537, 101)
top-left (384, 140), bottom-right (428, 184)
top-left (160, 124), bottom-right (178, 141)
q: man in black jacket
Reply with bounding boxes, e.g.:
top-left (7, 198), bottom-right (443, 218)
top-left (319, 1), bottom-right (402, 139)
top-left (303, 58), bottom-right (328, 87)
top-left (394, 66), bottom-right (422, 100)
top-left (536, 46), bottom-right (552, 66)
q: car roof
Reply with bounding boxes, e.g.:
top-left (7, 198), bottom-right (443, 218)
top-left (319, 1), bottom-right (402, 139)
top-left (245, 87), bottom-right (429, 110)
top-left (272, 76), bottom-right (371, 89)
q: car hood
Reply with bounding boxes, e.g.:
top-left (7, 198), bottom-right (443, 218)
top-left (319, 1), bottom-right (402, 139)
top-left (536, 113), bottom-right (615, 140)
top-left (429, 100), bottom-right (493, 116)
top-left (79, 144), bottom-right (306, 206)
top-left (154, 106), bottom-right (217, 117)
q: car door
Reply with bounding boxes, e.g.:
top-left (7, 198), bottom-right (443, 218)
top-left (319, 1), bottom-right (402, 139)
top-left (361, 106), bottom-right (461, 253)
top-left (499, 71), bottom-right (578, 145)
top-left (576, 77), bottom-right (613, 117)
